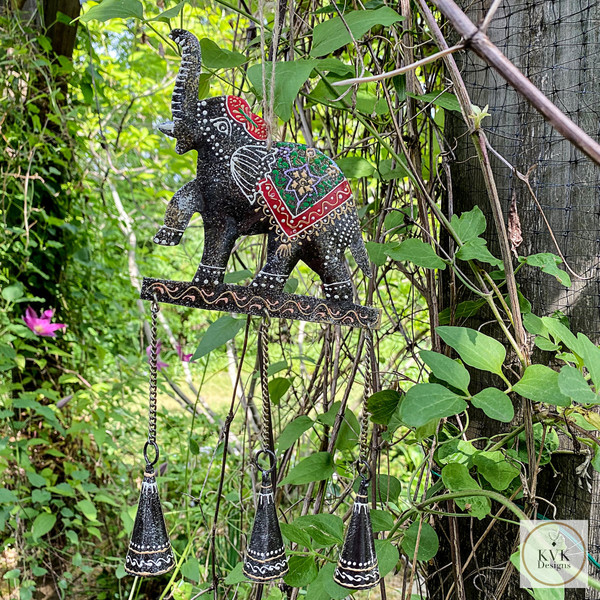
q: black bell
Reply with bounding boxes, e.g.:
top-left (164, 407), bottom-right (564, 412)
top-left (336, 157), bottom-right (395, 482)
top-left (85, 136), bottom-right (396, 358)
top-left (125, 464), bottom-right (175, 577)
top-left (243, 469), bottom-right (289, 582)
top-left (334, 478), bottom-right (380, 590)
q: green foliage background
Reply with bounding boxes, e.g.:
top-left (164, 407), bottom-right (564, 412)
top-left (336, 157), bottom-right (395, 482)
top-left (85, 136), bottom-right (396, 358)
top-left (1, 2), bottom-right (599, 600)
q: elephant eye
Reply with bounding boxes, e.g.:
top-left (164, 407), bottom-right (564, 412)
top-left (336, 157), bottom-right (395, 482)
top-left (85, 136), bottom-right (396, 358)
top-left (211, 118), bottom-right (231, 135)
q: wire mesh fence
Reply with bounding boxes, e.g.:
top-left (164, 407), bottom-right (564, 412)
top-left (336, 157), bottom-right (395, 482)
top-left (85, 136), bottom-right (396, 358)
top-left (445, 2), bottom-right (600, 598)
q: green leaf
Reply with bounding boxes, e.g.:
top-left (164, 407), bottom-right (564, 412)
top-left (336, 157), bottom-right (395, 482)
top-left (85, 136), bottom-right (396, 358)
top-left (558, 366), bottom-right (599, 404)
top-left (401, 519), bottom-right (439, 561)
top-left (513, 365), bottom-right (570, 407)
top-left (384, 210), bottom-right (409, 234)
top-left (521, 253), bottom-right (571, 287)
top-left (471, 388), bottom-right (514, 422)
top-left (379, 157), bottom-right (410, 181)
top-left (294, 514), bottom-right (344, 547)
top-left (367, 390), bottom-right (402, 425)
top-left (276, 416), bottom-right (314, 453)
top-left (27, 472), bottom-right (46, 487)
top-left (280, 452), bottom-right (334, 485)
top-left (80, 0), bottom-right (143, 22)
top-left (0, 489), bottom-right (18, 504)
top-left (400, 383), bottom-right (467, 428)
top-left (320, 562), bottom-right (354, 599)
top-left (310, 8), bottom-right (404, 57)
top-left (438, 299), bottom-right (487, 324)
top-left (267, 360), bottom-right (288, 376)
top-left (32, 512), bottom-right (57, 540)
top-left (522, 312), bottom-right (547, 336)
top-left (280, 522), bottom-right (313, 549)
top-left (268, 377), bottom-right (291, 405)
top-left (375, 474), bottom-right (402, 503)
top-left (325, 405), bottom-right (360, 451)
top-left (199, 38), bottom-right (247, 69)
top-left (472, 451), bottom-right (520, 491)
top-left (335, 156), bottom-right (374, 179)
top-left (437, 326), bottom-right (506, 376)
top-left (541, 317), bottom-right (583, 356)
top-left (2, 283), bottom-right (23, 302)
top-left (3, 569), bottom-right (20, 580)
top-left (192, 316), bottom-right (245, 360)
top-left (420, 349), bottom-right (470, 393)
top-left (316, 402), bottom-right (339, 427)
top-left (224, 562), bottom-right (248, 584)
top-left (455, 238), bottom-right (502, 267)
top-left (148, 1), bottom-right (187, 22)
top-left (365, 241), bottom-right (395, 266)
top-left (247, 60), bottom-right (317, 121)
top-left (75, 499), bottom-right (97, 521)
top-left (189, 438), bottom-right (200, 455)
top-left (181, 556), bottom-right (200, 582)
top-left (386, 239), bottom-right (447, 270)
top-left (375, 539), bottom-right (400, 576)
top-left (370, 509), bottom-right (394, 532)
top-left (284, 555), bottom-right (318, 587)
top-left (408, 91), bottom-right (461, 112)
top-left (535, 337), bottom-right (560, 352)
top-left (577, 334), bottom-right (600, 391)
top-left (223, 269), bottom-right (252, 284)
top-left (441, 463), bottom-right (490, 519)
top-left (355, 474), bottom-right (402, 503)
top-left (450, 207), bottom-right (487, 243)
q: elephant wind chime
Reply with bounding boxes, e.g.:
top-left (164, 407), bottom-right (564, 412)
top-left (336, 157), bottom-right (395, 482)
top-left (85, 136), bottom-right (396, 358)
top-left (124, 29), bottom-right (382, 592)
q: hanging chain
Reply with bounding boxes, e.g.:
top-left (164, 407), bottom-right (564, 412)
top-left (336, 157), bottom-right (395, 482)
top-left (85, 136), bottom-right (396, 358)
top-left (258, 319), bottom-right (273, 453)
top-left (359, 329), bottom-right (374, 467)
top-left (144, 301), bottom-right (160, 466)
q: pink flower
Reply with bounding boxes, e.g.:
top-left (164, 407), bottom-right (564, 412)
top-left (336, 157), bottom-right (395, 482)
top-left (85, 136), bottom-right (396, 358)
top-left (176, 343), bottom-right (193, 363)
top-left (146, 340), bottom-right (168, 371)
top-left (23, 306), bottom-right (67, 337)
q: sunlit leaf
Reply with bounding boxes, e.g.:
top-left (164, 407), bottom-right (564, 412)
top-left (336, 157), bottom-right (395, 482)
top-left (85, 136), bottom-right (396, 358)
top-left (310, 8), bottom-right (404, 57)
top-left (192, 316), bottom-right (245, 360)
top-left (80, 0), bottom-right (143, 23)
top-left (280, 452), bottom-right (334, 485)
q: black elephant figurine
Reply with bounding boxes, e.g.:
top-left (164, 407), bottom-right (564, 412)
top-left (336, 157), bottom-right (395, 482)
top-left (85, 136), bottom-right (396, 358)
top-left (154, 29), bottom-right (371, 304)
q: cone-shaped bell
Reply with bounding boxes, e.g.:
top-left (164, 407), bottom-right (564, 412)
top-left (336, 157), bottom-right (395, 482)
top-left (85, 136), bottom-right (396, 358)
top-left (125, 464), bottom-right (175, 577)
top-left (334, 479), bottom-right (380, 590)
top-left (243, 471), bottom-right (289, 582)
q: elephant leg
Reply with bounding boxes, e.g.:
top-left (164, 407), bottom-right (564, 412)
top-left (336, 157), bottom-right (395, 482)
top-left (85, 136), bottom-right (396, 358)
top-left (320, 260), bottom-right (354, 302)
top-left (251, 235), bottom-right (299, 293)
top-left (154, 180), bottom-right (201, 246)
top-left (193, 218), bottom-right (238, 285)
top-left (304, 237), bottom-right (355, 302)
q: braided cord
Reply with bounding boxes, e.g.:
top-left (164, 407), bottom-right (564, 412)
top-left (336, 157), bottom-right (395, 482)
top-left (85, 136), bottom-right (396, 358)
top-left (145, 301), bottom-right (160, 465)
top-left (359, 329), bottom-right (374, 464)
top-left (258, 319), bottom-right (273, 453)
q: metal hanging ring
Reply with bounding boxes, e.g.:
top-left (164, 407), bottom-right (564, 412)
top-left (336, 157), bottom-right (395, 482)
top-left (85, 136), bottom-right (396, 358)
top-left (255, 448), bottom-right (276, 475)
top-left (357, 458), bottom-right (372, 483)
top-left (144, 440), bottom-right (160, 466)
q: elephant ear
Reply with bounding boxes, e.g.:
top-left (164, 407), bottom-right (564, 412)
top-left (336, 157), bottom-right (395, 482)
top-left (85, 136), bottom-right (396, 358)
top-left (230, 145), bottom-right (277, 204)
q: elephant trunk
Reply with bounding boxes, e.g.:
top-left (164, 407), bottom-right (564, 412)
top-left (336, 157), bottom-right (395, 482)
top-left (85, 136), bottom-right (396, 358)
top-left (169, 29), bottom-right (201, 125)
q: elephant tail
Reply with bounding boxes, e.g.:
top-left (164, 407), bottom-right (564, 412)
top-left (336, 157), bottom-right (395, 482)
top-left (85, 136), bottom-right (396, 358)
top-left (350, 234), bottom-right (372, 279)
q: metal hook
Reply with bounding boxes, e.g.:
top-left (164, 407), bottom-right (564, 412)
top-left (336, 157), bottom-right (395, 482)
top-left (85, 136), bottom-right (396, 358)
top-left (255, 448), bottom-right (276, 475)
top-left (144, 440), bottom-right (160, 466)
top-left (357, 458), bottom-right (372, 483)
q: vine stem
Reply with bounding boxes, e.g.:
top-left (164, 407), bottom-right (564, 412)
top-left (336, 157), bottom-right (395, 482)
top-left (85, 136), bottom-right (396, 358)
top-left (389, 488), bottom-right (600, 591)
top-left (472, 132), bottom-right (527, 361)
top-left (209, 316), bottom-right (252, 600)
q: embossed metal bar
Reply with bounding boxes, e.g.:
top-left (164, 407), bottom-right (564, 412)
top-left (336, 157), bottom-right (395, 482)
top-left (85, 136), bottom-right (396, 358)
top-left (141, 278), bottom-right (381, 330)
